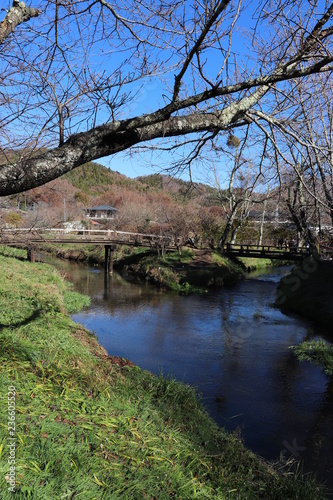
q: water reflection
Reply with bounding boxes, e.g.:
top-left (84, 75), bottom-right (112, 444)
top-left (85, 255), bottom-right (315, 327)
top-left (47, 256), bottom-right (333, 491)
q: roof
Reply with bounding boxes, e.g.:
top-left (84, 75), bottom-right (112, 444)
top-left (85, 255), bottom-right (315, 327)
top-left (88, 205), bottom-right (117, 211)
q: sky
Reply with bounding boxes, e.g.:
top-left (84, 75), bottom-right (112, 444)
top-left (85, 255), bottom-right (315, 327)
top-left (92, 0), bottom-right (332, 185)
top-left (2, 0), bottom-right (331, 189)
top-left (81, 1), bottom-right (261, 184)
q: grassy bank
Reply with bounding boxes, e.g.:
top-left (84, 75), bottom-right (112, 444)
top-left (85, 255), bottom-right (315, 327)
top-left (115, 248), bottom-right (244, 293)
top-left (41, 243), bottom-right (107, 265)
top-left (277, 259), bottom-right (333, 377)
top-left (29, 244), bottom-right (281, 294)
top-left (41, 244), bottom-right (245, 293)
top-left (290, 340), bottom-right (333, 376)
top-left (0, 250), bottom-right (326, 498)
top-left (276, 259), bottom-right (333, 328)
top-left (237, 257), bottom-right (282, 272)
top-left (41, 243), bottom-right (151, 267)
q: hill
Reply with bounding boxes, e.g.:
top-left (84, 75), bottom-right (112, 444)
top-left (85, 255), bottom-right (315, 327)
top-left (63, 163), bottom-right (219, 205)
top-left (63, 162), bottom-right (140, 196)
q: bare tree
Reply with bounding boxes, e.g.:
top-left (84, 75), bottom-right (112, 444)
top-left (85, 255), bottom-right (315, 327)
top-left (255, 71), bottom-right (333, 249)
top-left (1, 1), bottom-right (333, 196)
top-left (292, 75), bottom-right (333, 228)
top-left (216, 157), bottom-right (262, 248)
top-left (284, 164), bottom-right (317, 246)
top-left (212, 126), bottom-right (271, 247)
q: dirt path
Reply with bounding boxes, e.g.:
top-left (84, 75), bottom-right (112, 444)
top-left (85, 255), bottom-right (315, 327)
top-left (185, 249), bottom-right (214, 268)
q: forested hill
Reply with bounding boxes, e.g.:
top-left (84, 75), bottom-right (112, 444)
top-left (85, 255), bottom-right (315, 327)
top-left (63, 162), bottom-right (218, 204)
top-left (63, 162), bottom-right (139, 196)
top-left (2, 161), bottom-right (228, 241)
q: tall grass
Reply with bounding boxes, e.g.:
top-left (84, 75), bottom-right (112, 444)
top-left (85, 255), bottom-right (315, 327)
top-left (291, 340), bottom-right (333, 376)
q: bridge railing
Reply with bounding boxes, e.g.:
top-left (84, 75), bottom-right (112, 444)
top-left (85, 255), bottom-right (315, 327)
top-left (223, 242), bottom-right (311, 256)
top-left (0, 228), bottom-right (182, 248)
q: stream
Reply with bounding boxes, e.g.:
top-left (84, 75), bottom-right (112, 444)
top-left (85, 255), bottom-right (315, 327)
top-left (46, 256), bottom-right (333, 491)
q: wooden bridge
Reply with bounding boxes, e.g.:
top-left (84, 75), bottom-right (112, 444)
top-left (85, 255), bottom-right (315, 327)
top-left (1, 228), bottom-right (329, 270)
top-left (0, 228), bottom-right (181, 249)
top-left (0, 228), bottom-right (182, 273)
top-left (222, 242), bottom-right (312, 261)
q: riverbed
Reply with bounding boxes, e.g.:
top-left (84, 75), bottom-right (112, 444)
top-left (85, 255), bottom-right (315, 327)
top-left (51, 257), bottom-right (333, 490)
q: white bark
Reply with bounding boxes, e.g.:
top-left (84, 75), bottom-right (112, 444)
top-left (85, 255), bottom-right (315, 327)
top-left (0, 2), bottom-right (40, 45)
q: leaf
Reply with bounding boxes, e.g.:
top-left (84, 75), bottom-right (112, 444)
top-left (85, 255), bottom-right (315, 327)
top-left (93, 473), bottom-right (106, 487)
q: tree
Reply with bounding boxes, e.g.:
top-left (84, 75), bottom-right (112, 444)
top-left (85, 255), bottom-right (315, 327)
top-left (288, 74), bottom-right (333, 230)
top-left (256, 72), bottom-right (333, 249)
top-left (1, 1), bottom-right (333, 196)
top-left (213, 125), bottom-right (271, 247)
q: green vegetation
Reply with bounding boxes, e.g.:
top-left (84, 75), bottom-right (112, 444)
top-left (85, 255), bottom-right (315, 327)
top-left (0, 245), bottom-right (27, 260)
top-left (1, 212), bottom-right (23, 228)
top-left (0, 249), bottom-right (325, 498)
top-left (116, 248), bottom-right (244, 293)
top-left (291, 340), bottom-right (333, 376)
top-left (63, 162), bottom-right (138, 195)
top-left (237, 257), bottom-right (277, 271)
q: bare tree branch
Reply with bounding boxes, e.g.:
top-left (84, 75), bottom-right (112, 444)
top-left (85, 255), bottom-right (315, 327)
top-left (2, 0), bottom-right (333, 197)
top-left (0, 1), bottom-right (40, 45)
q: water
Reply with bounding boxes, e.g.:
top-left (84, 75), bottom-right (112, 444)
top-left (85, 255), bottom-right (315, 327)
top-left (49, 257), bottom-right (333, 490)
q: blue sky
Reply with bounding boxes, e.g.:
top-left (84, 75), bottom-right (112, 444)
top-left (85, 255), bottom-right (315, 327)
top-left (93, 0), bottom-right (332, 185)
top-left (3, 0), bottom-right (330, 188)
top-left (87, 1), bottom-right (261, 182)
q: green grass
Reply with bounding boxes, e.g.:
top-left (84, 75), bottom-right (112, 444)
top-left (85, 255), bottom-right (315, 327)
top-left (0, 245), bottom-right (27, 260)
top-left (0, 249), bottom-right (326, 498)
top-left (237, 257), bottom-right (276, 271)
top-left (116, 249), bottom-right (244, 293)
top-left (291, 340), bottom-right (333, 376)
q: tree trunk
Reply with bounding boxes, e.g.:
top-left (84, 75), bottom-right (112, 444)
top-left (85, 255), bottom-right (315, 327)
top-left (258, 200), bottom-right (266, 247)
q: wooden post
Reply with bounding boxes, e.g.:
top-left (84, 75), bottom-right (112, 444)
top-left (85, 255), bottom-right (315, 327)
top-left (109, 247), bottom-right (114, 275)
top-left (104, 245), bottom-right (109, 275)
top-left (105, 245), bottom-right (114, 275)
top-left (27, 246), bottom-right (35, 263)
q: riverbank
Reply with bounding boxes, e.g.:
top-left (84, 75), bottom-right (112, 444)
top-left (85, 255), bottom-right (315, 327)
top-left (276, 258), bottom-right (333, 377)
top-left (0, 249), bottom-right (326, 498)
top-left (276, 258), bottom-right (333, 328)
top-left (32, 244), bottom-right (282, 293)
top-left (115, 248), bottom-right (245, 293)
top-left (38, 244), bottom-right (246, 293)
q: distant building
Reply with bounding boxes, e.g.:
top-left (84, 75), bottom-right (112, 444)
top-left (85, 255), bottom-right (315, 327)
top-left (86, 205), bottom-right (117, 220)
top-left (62, 221), bottom-right (86, 232)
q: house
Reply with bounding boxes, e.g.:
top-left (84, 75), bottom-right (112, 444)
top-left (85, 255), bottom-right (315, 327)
top-left (86, 205), bottom-right (117, 220)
